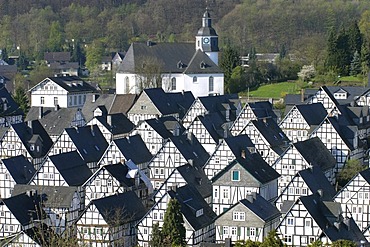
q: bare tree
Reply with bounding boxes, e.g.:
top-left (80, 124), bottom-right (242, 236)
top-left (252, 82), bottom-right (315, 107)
top-left (136, 56), bottom-right (164, 92)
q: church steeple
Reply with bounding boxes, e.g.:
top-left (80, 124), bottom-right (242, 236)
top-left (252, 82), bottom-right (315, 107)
top-left (195, 8), bottom-right (219, 65)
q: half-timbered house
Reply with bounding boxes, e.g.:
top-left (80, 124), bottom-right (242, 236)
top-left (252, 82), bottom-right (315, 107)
top-left (273, 137), bottom-right (336, 194)
top-left (0, 120), bottom-right (53, 169)
top-left (0, 85), bottom-right (23, 128)
top-left (76, 191), bottom-right (146, 247)
top-left (132, 116), bottom-right (185, 155)
top-left (306, 86), bottom-right (341, 116)
top-left (25, 106), bottom-right (85, 141)
top-left (215, 193), bottom-right (280, 243)
top-left (0, 229), bottom-right (42, 246)
top-left (212, 155), bottom-right (280, 215)
top-left (276, 193), bottom-right (367, 246)
top-left (48, 125), bottom-right (108, 172)
top-left (137, 184), bottom-right (217, 247)
top-left (12, 184), bottom-right (81, 235)
top-left (230, 101), bottom-right (277, 136)
top-left (203, 134), bottom-right (255, 179)
top-left (0, 155), bottom-right (36, 199)
top-left (274, 166), bottom-right (336, 212)
top-left (279, 103), bottom-right (327, 143)
top-left (239, 118), bottom-right (290, 165)
top-left (148, 132), bottom-right (209, 189)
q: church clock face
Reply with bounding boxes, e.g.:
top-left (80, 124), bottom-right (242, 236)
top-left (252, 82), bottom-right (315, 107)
top-left (203, 37), bottom-right (210, 44)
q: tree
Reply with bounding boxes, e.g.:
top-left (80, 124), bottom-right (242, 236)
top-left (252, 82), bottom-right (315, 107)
top-left (150, 223), bottom-right (162, 247)
top-left (28, 63), bottom-right (54, 87)
top-left (331, 239), bottom-right (357, 247)
top-left (219, 45), bottom-right (240, 91)
top-left (161, 198), bottom-right (186, 246)
top-left (348, 20), bottom-right (362, 55)
top-left (350, 50), bottom-right (361, 76)
top-left (136, 56), bottom-right (163, 91)
top-left (307, 240), bottom-right (323, 247)
top-left (13, 86), bottom-right (29, 115)
top-left (228, 66), bottom-right (247, 93)
top-left (47, 21), bottom-right (64, 52)
top-left (337, 159), bottom-right (367, 188)
top-left (298, 65), bottom-right (316, 82)
top-left (85, 39), bottom-right (105, 77)
top-left (260, 230), bottom-right (285, 247)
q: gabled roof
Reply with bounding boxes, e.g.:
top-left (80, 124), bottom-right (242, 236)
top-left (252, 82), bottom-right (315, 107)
top-left (212, 155), bottom-right (280, 184)
top-left (223, 134), bottom-right (256, 159)
top-left (298, 194), bottom-right (366, 243)
top-left (359, 168), bottom-right (370, 184)
top-left (65, 125), bottom-right (108, 163)
top-left (239, 193), bottom-right (280, 222)
top-left (104, 163), bottom-right (136, 188)
top-left (2, 193), bottom-right (45, 226)
top-left (168, 184), bottom-right (217, 230)
top-left (176, 163), bottom-right (212, 199)
top-left (250, 118), bottom-right (290, 155)
top-left (30, 76), bottom-right (96, 94)
top-left (95, 113), bottom-right (135, 136)
top-left (44, 52), bottom-right (71, 62)
top-left (12, 184), bottom-right (78, 208)
top-left (295, 103), bottom-right (327, 126)
top-left (113, 134), bottom-right (153, 164)
top-left (293, 137), bottom-right (336, 171)
top-left (169, 133), bottom-right (210, 168)
top-left (117, 42), bottom-right (222, 74)
top-left (142, 88), bottom-right (181, 115)
top-left (326, 86), bottom-right (370, 106)
top-left (81, 94), bottom-right (115, 122)
top-left (49, 61), bottom-right (79, 70)
top-left (324, 117), bottom-right (355, 150)
top-left (144, 116), bottom-right (186, 139)
top-left (25, 107), bottom-right (83, 137)
top-left (183, 49), bottom-right (222, 74)
top-left (196, 112), bottom-right (228, 143)
top-left (93, 191), bottom-right (146, 225)
top-left (247, 101), bottom-right (277, 119)
top-left (49, 151), bottom-right (92, 186)
top-left (198, 94), bottom-right (238, 113)
top-left (297, 167), bottom-right (336, 199)
top-left (2, 155), bottom-right (36, 184)
top-left (11, 120), bottom-right (53, 157)
top-left (109, 94), bottom-right (138, 115)
top-left (0, 85), bottom-right (23, 116)
top-left (166, 91), bottom-right (195, 119)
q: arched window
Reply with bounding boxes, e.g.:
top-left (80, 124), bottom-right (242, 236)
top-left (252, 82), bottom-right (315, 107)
top-left (171, 77), bottom-right (176, 91)
top-left (209, 76), bottom-right (214, 92)
top-left (125, 76), bottom-right (129, 93)
top-left (193, 76), bottom-right (197, 83)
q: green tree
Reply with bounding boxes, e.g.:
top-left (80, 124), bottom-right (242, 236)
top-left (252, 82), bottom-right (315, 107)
top-left (161, 198), bottom-right (186, 247)
top-left (219, 45), bottom-right (240, 91)
top-left (47, 21), bottom-right (64, 52)
top-left (350, 50), bottom-right (361, 76)
top-left (337, 159), bottom-right (367, 188)
top-left (228, 66), bottom-right (247, 94)
top-left (13, 86), bottom-right (29, 115)
top-left (150, 223), bottom-right (162, 247)
top-left (28, 63), bottom-right (54, 88)
top-left (85, 39), bottom-right (105, 77)
top-left (325, 27), bottom-right (339, 72)
top-left (260, 230), bottom-right (285, 247)
top-left (330, 239), bottom-right (357, 247)
top-left (348, 20), bottom-right (362, 55)
top-left (307, 240), bottom-right (323, 247)
top-left (335, 27), bottom-right (352, 75)
top-left (235, 239), bottom-right (261, 247)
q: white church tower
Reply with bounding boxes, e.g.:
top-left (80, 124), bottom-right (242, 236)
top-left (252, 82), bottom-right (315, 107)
top-left (195, 9), bottom-right (219, 65)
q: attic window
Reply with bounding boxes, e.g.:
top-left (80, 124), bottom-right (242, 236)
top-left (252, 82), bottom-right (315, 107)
top-left (177, 61), bottom-right (184, 69)
top-left (200, 61), bottom-right (207, 69)
top-left (196, 208), bottom-right (203, 217)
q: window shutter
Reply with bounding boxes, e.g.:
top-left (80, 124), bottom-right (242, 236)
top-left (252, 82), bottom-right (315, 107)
top-left (247, 227), bottom-right (250, 236)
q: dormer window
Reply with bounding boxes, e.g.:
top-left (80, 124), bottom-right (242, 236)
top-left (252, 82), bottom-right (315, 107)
top-left (200, 61), bottom-right (206, 69)
top-left (177, 61), bottom-right (184, 69)
top-left (171, 77), bottom-right (176, 91)
top-left (196, 208), bottom-right (203, 217)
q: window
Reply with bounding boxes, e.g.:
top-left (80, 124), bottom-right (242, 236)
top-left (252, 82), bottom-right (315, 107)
top-left (214, 188), bottom-right (218, 198)
top-left (250, 227), bottom-right (256, 237)
top-left (302, 188), bottom-right (307, 195)
top-left (287, 217), bottom-right (294, 226)
top-left (153, 213), bottom-right (158, 219)
top-left (193, 76), bottom-right (198, 83)
top-left (209, 76), bottom-right (214, 92)
top-left (196, 209), bottom-right (203, 217)
top-left (233, 211), bottom-right (245, 221)
top-left (74, 95), bottom-right (77, 105)
top-left (107, 179), bottom-right (112, 187)
top-left (54, 97), bottom-right (58, 106)
top-left (160, 213), bottom-right (164, 219)
top-left (78, 95), bottom-right (82, 105)
top-left (223, 226), bottom-right (229, 236)
top-left (284, 235), bottom-right (292, 243)
top-left (171, 77), bottom-right (176, 91)
top-left (125, 76), bottom-right (130, 93)
top-left (305, 219), bottom-right (311, 227)
top-left (231, 227), bottom-right (237, 236)
top-left (40, 97), bottom-right (45, 105)
top-left (232, 170), bottom-right (240, 181)
top-left (223, 188), bottom-right (229, 199)
top-left (160, 169), bottom-right (164, 175)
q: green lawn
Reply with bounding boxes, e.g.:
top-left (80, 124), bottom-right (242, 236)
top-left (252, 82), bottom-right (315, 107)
top-left (241, 82), bottom-right (301, 98)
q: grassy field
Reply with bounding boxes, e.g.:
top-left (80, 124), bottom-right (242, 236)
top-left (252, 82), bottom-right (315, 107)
top-left (339, 75), bottom-right (364, 82)
top-left (241, 82), bottom-right (302, 98)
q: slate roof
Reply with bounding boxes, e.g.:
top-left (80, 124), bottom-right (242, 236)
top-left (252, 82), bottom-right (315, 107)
top-left (250, 118), bottom-right (290, 155)
top-left (30, 76), bottom-right (96, 94)
top-left (49, 61), bottom-right (79, 70)
top-left (2, 155), bottom-right (36, 184)
top-left (297, 167), bottom-right (336, 199)
top-left (247, 101), bottom-right (277, 120)
top-left (295, 103), bottom-right (328, 126)
top-left (93, 191), bottom-right (146, 225)
top-left (104, 163), bottom-right (136, 187)
top-left (293, 137), bottom-right (336, 172)
top-left (49, 151), bottom-right (92, 186)
top-left (65, 125), bottom-right (108, 163)
top-left (198, 94), bottom-right (239, 114)
top-left (109, 94), bottom-right (138, 115)
top-left (95, 113), bottom-right (135, 136)
top-left (11, 120), bottom-right (53, 158)
top-left (196, 112), bottom-right (228, 143)
top-left (44, 52), bottom-right (71, 62)
top-left (117, 42), bottom-right (223, 74)
top-left (166, 91), bottom-right (195, 119)
top-left (359, 168), bottom-right (370, 184)
top-left (145, 116), bottom-right (186, 139)
top-left (299, 194), bottom-right (366, 243)
top-left (169, 133), bottom-right (210, 168)
top-left (2, 193), bottom-right (45, 226)
top-left (0, 65), bottom-right (17, 93)
top-left (325, 86), bottom-right (370, 106)
top-left (25, 107), bottom-right (83, 137)
top-left (113, 134), bottom-right (153, 165)
top-left (0, 85), bottom-right (23, 116)
top-left (176, 163), bottom-right (212, 199)
top-left (212, 154), bottom-right (280, 184)
top-left (81, 94), bottom-right (115, 122)
top-left (168, 184), bottom-right (217, 231)
top-left (12, 184), bottom-right (78, 208)
top-left (324, 117), bottom-right (355, 150)
top-left (239, 193), bottom-right (280, 222)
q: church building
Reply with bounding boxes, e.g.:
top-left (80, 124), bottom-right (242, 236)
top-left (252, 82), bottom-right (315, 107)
top-left (115, 10), bottom-right (224, 98)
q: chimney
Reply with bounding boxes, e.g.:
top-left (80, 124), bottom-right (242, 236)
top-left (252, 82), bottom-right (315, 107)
top-left (301, 89), bottom-right (305, 102)
top-left (317, 189), bottom-right (323, 198)
top-left (3, 101), bottom-right (7, 111)
top-left (241, 149), bottom-right (246, 159)
top-left (187, 132), bottom-right (193, 145)
top-left (92, 94), bottom-right (99, 103)
top-left (39, 107), bottom-right (43, 119)
top-left (90, 125), bottom-right (95, 136)
top-left (54, 104), bottom-right (59, 111)
top-left (107, 115), bottom-right (112, 127)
